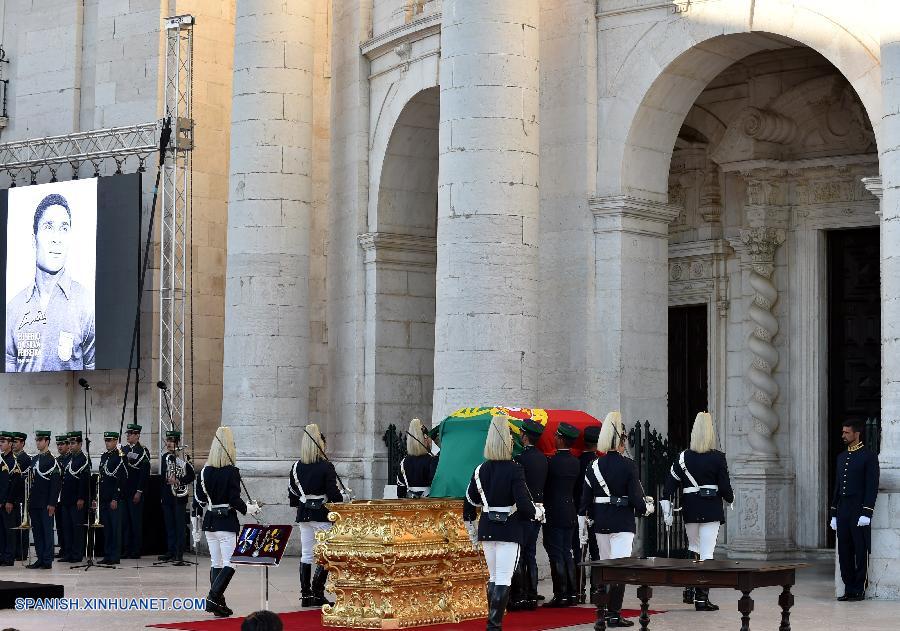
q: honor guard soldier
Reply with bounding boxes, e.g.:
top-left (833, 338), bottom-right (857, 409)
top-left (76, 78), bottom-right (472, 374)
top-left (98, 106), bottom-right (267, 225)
top-left (98, 431), bottom-right (127, 565)
top-left (396, 418), bottom-right (438, 498)
top-left (6, 432), bottom-right (32, 562)
top-left (61, 431), bottom-right (90, 562)
top-left (122, 423), bottom-right (151, 558)
top-left (542, 422), bottom-right (581, 608)
top-left (661, 412), bottom-right (733, 611)
top-left (573, 425), bottom-right (601, 603)
top-left (159, 430), bottom-right (195, 563)
top-left (27, 430), bottom-right (61, 569)
top-left (463, 415), bottom-right (541, 631)
top-left (830, 419), bottom-right (879, 602)
top-left (289, 424), bottom-right (345, 607)
top-left (0, 432), bottom-right (13, 565)
top-left (53, 435), bottom-right (70, 561)
top-left (508, 419), bottom-right (548, 611)
top-left (579, 412), bottom-right (655, 628)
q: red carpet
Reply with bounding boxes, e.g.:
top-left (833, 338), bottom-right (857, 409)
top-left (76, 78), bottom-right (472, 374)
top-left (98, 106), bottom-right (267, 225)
top-left (150, 606), bottom-right (662, 631)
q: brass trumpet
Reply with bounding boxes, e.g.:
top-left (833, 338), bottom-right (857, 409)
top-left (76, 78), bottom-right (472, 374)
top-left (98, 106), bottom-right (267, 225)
top-left (89, 473), bottom-right (103, 528)
top-left (13, 469), bottom-right (33, 530)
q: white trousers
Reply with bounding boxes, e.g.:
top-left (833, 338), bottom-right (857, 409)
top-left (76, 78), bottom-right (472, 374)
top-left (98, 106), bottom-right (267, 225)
top-left (299, 521), bottom-right (332, 564)
top-left (481, 541), bottom-right (520, 586)
top-left (206, 530), bottom-right (237, 568)
top-left (595, 532), bottom-right (635, 560)
top-left (685, 522), bottom-right (720, 560)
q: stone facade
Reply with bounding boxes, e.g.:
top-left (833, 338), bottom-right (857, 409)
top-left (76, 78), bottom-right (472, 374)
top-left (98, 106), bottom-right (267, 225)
top-left (2, 0), bottom-right (900, 595)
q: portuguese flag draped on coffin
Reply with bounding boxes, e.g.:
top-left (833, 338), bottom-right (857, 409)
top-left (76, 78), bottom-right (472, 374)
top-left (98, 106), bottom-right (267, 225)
top-left (429, 407), bottom-right (603, 498)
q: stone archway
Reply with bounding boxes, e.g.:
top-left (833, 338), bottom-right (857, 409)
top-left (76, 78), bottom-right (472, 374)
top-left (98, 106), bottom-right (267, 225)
top-left (361, 87), bottom-right (439, 493)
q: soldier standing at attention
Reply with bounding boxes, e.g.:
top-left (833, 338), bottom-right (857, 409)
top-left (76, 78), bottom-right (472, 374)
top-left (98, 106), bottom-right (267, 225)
top-left (508, 419), bottom-right (548, 611)
top-left (542, 422), bottom-right (581, 607)
top-left (396, 418), bottom-right (438, 498)
top-left (26, 430), bottom-right (61, 569)
top-left (0, 432), bottom-right (14, 565)
top-left (830, 419), bottom-right (879, 601)
top-left (122, 423), bottom-right (151, 559)
top-left (53, 435), bottom-right (70, 561)
top-left (61, 431), bottom-right (89, 562)
top-left (159, 430), bottom-right (195, 563)
top-left (574, 425), bottom-right (601, 603)
top-left (98, 431), bottom-right (127, 565)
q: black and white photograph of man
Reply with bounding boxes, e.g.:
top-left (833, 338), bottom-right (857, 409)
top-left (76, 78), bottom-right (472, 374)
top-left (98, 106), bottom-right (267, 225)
top-left (6, 179), bottom-right (97, 372)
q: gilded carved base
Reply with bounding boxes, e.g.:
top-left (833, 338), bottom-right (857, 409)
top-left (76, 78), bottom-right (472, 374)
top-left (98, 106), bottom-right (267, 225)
top-left (315, 499), bottom-right (489, 629)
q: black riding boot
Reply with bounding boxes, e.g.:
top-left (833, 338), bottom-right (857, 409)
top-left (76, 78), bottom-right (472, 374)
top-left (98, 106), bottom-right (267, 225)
top-left (564, 555), bottom-right (579, 605)
top-left (543, 559), bottom-right (570, 607)
top-left (300, 563), bottom-right (314, 606)
top-left (311, 565), bottom-right (334, 607)
top-left (694, 587), bottom-right (719, 611)
top-left (487, 584), bottom-right (511, 631)
top-left (205, 566), bottom-right (235, 617)
top-left (525, 562), bottom-right (539, 610)
top-left (508, 561), bottom-right (527, 611)
top-left (605, 584), bottom-right (634, 627)
top-left (683, 587), bottom-right (695, 604)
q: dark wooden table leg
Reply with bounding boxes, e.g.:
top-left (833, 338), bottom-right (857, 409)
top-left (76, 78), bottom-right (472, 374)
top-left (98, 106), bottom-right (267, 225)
top-left (594, 584), bottom-right (608, 631)
top-left (636, 584), bottom-right (653, 630)
top-left (738, 590), bottom-right (754, 631)
top-left (778, 585), bottom-right (794, 631)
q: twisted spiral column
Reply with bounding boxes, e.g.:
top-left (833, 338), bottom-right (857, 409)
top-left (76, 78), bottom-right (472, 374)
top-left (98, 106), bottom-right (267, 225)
top-left (741, 227), bottom-right (786, 456)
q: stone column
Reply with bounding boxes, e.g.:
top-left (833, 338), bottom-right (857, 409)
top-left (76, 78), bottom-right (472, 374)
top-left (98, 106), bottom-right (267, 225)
top-left (222, 0), bottom-right (315, 495)
top-left (589, 196), bottom-right (679, 429)
top-left (433, 1), bottom-right (540, 419)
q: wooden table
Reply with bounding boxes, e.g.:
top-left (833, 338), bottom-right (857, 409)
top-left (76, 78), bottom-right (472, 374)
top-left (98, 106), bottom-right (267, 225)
top-left (584, 558), bottom-right (807, 631)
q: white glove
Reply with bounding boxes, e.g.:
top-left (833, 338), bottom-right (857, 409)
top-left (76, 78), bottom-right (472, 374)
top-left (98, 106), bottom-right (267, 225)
top-left (858, 515), bottom-right (871, 527)
top-left (341, 491), bottom-right (352, 503)
top-left (659, 500), bottom-right (674, 528)
top-left (578, 516), bottom-right (589, 546)
top-left (643, 496), bottom-right (656, 516)
top-left (533, 503), bottom-right (546, 524)
top-left (464, 520), bottom-right (478, 548)
top-left (246, 501), bottom-right (261, 517)
top-left (830, 517), bottom-right (837, 531)
top-left (175, 457), bottom-right (186, 468)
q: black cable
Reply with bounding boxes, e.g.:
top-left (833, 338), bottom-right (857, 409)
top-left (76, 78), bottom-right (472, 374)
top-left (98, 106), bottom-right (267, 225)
top-left (119, 118), bottom-right (173, 438)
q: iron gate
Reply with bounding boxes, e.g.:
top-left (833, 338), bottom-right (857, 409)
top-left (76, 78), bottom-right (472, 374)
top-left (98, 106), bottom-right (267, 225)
top-left (628, 420), bottom-right (691, 558)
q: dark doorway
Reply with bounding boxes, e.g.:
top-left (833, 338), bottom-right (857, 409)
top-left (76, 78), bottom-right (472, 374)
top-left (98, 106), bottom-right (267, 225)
top-left (668, 304), bottom-right (708, 449)
top-left (827, 227), bottom-right (880, 546)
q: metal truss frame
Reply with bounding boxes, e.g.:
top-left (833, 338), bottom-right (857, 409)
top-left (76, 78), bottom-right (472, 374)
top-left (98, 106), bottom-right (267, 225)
top-left (0, 15), bottom-right (194, 460)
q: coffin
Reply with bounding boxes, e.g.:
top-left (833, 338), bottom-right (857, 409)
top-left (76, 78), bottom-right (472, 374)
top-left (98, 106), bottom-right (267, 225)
top-left (315, 498), bottom-right (488, 629)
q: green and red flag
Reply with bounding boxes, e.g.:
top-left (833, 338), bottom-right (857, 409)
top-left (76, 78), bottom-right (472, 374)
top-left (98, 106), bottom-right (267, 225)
top-left (429, 406), bottom-right (603, 498)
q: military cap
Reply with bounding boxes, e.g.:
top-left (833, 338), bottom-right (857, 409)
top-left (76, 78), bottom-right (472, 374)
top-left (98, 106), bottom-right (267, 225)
top-left (55, 435), bottom-right (69, 444)
top-left (583, 425), bottom-right (601, 444)
top-left (0, 431), bottom-right (11, 438)
top-left (68, 430), bottom-right (83, 440)
top-left (521, 419), bottom-right (545, 437)
top-left (12, 431), bottom-right (27, 440)
top-left (35, 430), bottom-right (51, 439)
top-left (103, 431), bottom-right (120, 439)
top-left (165, 430), bottom-right (182, 440)
top-left (556, 422), bottom-right (579, 440)
top-left (126, 423), bottom-right (142, 433)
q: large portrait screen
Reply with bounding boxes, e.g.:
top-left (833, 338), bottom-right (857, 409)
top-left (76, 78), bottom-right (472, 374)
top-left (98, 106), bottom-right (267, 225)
top-left (0, 174), bottom-right (140, 373)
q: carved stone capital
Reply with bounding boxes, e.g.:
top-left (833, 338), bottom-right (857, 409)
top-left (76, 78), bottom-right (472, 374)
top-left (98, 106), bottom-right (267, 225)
top-left (589, 195), bottom-right (681, 238)
top-left (741, 107), bottom-right (797, 145)
top-left (739, 227), bottom-right (786, 276)
top-left (861, 176), bottom-right (883, 200)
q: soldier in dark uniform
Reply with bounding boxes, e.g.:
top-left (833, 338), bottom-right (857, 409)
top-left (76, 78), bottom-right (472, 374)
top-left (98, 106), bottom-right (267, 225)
top-left (830, 419), bottom-right (879, 601)
top-left (542, 422), bottom-right (581, 607)
top-left (396, 418), bottom-right (438, 498)
top-left (574, 425), bottom-right (601, 603)
top-left (463, 415), bottom-right (540, 631)
top-left (159, 430), bottom-right (195, 563)
top-left (27, 430), bottom-right (61, 569)
top-left (61, 431), bottom-right (90, 562)
top-left (7, 432), bottom-right (32, 562)
top-left (508, 419), bottom-right (547, 611)
top-left (579, 411), bottom-right (654, 628)
top-left (98, 431), bottom-right (127, 565)
top-left (53, 435), bottom-right (70, 561)
top-left (0, 431), bottom-right (14, 565)
top-left (662, 412), bottom-right (733, 610)
top-left (289, 424), bottom-right (346, 607)
top-left (122, 423), bottom-right (151, 558)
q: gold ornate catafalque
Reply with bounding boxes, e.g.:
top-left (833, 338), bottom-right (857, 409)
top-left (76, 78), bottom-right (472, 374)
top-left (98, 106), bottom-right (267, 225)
top-left (315, 499), bottom-right (489, 629)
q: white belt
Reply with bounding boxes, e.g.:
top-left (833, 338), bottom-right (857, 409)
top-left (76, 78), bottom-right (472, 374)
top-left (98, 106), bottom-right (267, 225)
top-left (303, 494), bottom-right (327, 500)
top-left (210, 503), bottom-right (230, 509)
top-left (489, 505), bottom-right (515, 513)
top-left (408, 486), bottom-right (430, 493)
top-left (683, 485), bottom-right (718, 494)
top-left (594, 497), bottom-right (626, 504)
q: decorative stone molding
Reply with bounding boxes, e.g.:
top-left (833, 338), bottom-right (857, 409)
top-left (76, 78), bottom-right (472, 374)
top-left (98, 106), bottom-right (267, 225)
top-left (668, 239), bottom-right (730, 311)
top-left (590, 195), bottom-right (680, 237)
top-left (862, 176), bottom-right (883, 200)
top-left (745, 174), bottom-right (790, 208)
top-left (358, 232), bottom-right (437, 268)
top-left (739, 227), bottom-right (786, 457)
top-left (361, 10), bottom-right (442, 61)
top-left (741, 107), bottom-right (797, 145)
top-left (698, 168), bottom-right (723, 223)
